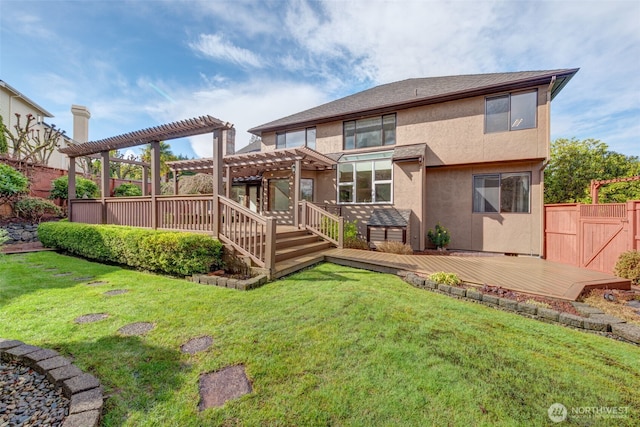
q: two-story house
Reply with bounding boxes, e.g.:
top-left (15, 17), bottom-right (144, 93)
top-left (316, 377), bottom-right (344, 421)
top-left (242, 69), bottom-right (578, 255)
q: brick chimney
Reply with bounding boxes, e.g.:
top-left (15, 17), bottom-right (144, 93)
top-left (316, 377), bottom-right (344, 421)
top-left (71, 105), bottom-right (91, 143)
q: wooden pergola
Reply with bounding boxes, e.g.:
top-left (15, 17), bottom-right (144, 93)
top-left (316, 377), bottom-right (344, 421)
top-left (59, 115), bottom-right (233, 232)
top-left (166, 147), bottom-right (336, 226)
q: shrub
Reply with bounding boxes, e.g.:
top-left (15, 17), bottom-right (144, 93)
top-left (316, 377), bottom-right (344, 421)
top-left (428, 271), bottom-right (461, 286)
top-left (49, 175), bottom-right (99, 200)
top-left (614, 250), bottom-right (640, 285)
top-left (0, 163), bottom-right (29, 201)
top-left (114, 183), bottom-right (142, 197)
top-left (377, 240), bottom-right (414, 254)
top-left (14, 197), bottom-right (63, 222)
top-left (427, 223), bottom-right (450, 249)
top-left (0, 229), bottom-right (9, 246)
top-left (342, 219), bottom-right (369, 249)
top-left (38, 222), bottom-right (223, 276)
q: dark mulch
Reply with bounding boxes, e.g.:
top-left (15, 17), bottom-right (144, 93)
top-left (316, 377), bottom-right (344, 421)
top-left (478, 284), bottom-right (581, 316)
top-left (181, 336), bottom-right (214, 355)
top-left (74, 313), bottom-right (109, 324)
top-left (198, 365), bottom-right (252, 411)
top-left (414, 249), bottom-right (505, 257)
top-left (117, 322), bottom-right (155, 336)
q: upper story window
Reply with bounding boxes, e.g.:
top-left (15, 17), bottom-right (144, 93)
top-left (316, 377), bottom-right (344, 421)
top-left (344, 114), bottom-right (396, 150)
top-left (338, 151), bottom-right (393, 204)
top-left (276, 127), bottom-right (316, 149)
top-left (485, 91), bottom-right (537, 133)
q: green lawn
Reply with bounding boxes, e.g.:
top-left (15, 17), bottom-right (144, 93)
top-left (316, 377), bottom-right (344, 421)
top-left (1, 252), bottom-right (639, 426)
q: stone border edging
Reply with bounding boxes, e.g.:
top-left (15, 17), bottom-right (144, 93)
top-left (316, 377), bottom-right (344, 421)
top-left (0, 338), bottom-right (103, 427)
top-left (403, 273), bottom-right (640, 345)
top-left (189, 273), bottom-right (268, 290)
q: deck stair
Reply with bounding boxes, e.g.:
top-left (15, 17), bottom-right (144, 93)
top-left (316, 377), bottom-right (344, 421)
top-left (273, 229), bottom-right (332, 278)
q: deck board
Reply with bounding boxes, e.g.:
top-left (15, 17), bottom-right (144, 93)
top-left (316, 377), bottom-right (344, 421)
top-left (280, 248), bottom-right (630, 301)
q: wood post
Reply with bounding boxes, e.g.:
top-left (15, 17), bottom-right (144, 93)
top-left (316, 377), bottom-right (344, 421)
top-left (100, 151), bottom-right (109, 224)
top-left (67, 157), bottom-right (76, 221)
top-left (338, 216), bottom-right (344, 249)
top-left (142, 166), bottom-right (149, 196)
top-left (150, 141), bottom-right (160, 229)
top-left (225, 165), bottom-right (231, 199)
top-left (293, 159), bottom-right (301, 227)
top-left (212, 129), bottom-right (223, 237)
top-left (265, 217), bottom-right (277, 278)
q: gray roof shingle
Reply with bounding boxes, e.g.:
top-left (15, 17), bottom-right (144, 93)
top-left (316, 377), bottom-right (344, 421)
top-left (249, 69), bottom-right (578, 135)
top-left (368, 208), bottom-right (411, 227)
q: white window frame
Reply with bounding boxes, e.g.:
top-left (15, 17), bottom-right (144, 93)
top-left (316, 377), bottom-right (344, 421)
top-left (337, 151), bottom-right (393, 205)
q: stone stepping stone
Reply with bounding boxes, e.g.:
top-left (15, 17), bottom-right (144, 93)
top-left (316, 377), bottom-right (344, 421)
top-left (74, 313), bottom-right (109, 324)
top-left (43, 267), bottom-right (58, 271)
top-left (181, 336), bottom-right (213, 354)
top-left (53, 272), bottom-right (72, 277)
top-left (117, 322), bottom-right (154, 336)
top-left (86, 281), bottom-right (109, 286)
top-left (73, 276), bottom-right (95, 282)
top-left (104, 289), bottom-right (129, 296)
top-left (198, 365), bottom-right (252, 411)
top-left (627, 300), bottom-right (640, 309)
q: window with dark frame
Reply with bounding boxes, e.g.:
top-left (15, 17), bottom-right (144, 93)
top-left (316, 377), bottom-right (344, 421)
top-left (473, 172), bottom-right (530, 213)
top-left (268, 179), bottom-right (289, 211)
top-left (485, 91), bottom-right (537, 133)
top-left (276, 127), bottom-right (316, 149)
top-left (343, 114), bottom-right (396, 150)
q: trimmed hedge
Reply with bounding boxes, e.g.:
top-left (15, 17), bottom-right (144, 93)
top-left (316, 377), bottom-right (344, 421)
top-left (38, 222), bottom-right (223, 276)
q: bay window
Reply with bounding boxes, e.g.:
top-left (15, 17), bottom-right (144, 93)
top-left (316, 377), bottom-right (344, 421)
top-left (338, 152), bottom-right (393, 204)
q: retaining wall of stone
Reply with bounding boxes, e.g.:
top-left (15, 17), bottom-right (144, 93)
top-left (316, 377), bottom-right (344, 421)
top-left (0, 338), bottom-right (103, 427)
top-left (1, 222), bottom-right (40, 244)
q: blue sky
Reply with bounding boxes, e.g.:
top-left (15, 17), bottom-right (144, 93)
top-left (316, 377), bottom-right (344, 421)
top-left (1, 0), bottom-right (638, 159)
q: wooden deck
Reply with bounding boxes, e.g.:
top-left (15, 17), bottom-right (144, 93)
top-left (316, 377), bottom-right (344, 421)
top-left (280, 248), bottom-right (631, 301)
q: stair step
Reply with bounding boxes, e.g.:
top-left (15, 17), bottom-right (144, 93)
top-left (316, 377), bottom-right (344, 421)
top-left (275, 241), bottom-right (332, 262)
top-left (274, 253), bottom-right (326, 279)
top-left (276, 234), bottom-right (321, 249)
top-left (275, 229), bottom-right (310, 240)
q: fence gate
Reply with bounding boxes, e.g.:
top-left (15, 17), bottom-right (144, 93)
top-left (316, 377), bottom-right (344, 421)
top-left (545, 201), bottom-right (640, 274)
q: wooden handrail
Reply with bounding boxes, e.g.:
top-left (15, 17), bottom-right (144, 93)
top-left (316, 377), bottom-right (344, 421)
top-left (299, 200), bottom-right (344, 248)
top-left (217, 195), bottom-right (275, 273)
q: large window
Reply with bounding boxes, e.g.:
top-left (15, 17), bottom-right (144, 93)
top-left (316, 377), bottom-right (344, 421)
top-left (344, 114), bottom-right (396, 150)
top-left (301, 178), bottom-right (313, 202)
top-left (338, 152), bottom-right (392, 204)
top-left (485, 91), bottom-right (537, 133)
top-left (276, 127), bottom-right (316, 149)
top-left (473, 172), bottom-right (530, 213)
top-left (268, 179), bottom-right (289, 211)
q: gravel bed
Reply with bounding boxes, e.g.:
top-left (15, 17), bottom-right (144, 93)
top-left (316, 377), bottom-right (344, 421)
top-left (0, 359), bottom-right (69, 426)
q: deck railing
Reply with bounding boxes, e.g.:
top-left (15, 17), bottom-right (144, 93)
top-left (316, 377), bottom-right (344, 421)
top-left (70, 195), bottom-right (215, 231)
top-left (218, 195), bottom-right (276, 271)
top-left (299, 200), bottom-right (344, 248)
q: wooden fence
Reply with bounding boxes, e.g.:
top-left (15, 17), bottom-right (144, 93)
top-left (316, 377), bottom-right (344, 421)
top-left (544, 201), bottom-right (640, 274)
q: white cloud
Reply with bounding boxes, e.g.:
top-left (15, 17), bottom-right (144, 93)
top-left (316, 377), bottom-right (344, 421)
top-left (190, 33), bottom-right (263, 68)
top-left (146, 78), bottom-right (329, 157)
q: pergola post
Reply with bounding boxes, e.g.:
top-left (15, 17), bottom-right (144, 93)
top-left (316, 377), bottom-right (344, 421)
top-left (293, 158), bottom-right (301, 227)
top-left (225, 165), bottom-right (231, 199)
top-left (142, 166), bottom-right (149, 196)
top-left (100, 151), bottom-right (110, 224)
top-left (150, 140), bottom-right (161, 229)
top-left (212, 129), bottom-right (223, 237)
top-left (172, 170), bottom-right (178, 196)
top-left (67, 157), bottom-right (76, 221)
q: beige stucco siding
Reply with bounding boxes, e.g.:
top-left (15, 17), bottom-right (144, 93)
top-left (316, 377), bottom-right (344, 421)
top-left (425, 161), bottom-right (544, 255)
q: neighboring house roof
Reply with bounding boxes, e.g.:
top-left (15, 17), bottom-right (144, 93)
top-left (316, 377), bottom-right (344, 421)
top-left (0, 80), bottom-right (54, 118)
top-left (235, 138), bottom-right (262, 154)
top-left (249, 69), bottom-right (579, 135)
top-left (368, 208), bottom-right (411, 227)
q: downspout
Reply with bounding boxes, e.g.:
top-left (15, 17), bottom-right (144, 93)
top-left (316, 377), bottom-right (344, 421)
top-left (540, 76), bottom-right (556, 259)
